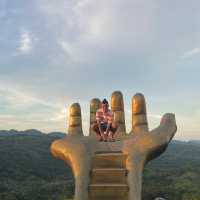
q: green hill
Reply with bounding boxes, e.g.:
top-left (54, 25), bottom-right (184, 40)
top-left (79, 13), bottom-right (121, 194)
top-left (0, 133), bottom-right (73, 200)
top-left (0, 131), bottom-right (199, 200)
top-left (143, 140), bottom-right (200, 200)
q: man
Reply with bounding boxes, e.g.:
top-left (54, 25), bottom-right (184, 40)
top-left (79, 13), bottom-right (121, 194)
top-left (92, 98), bottom-right (118, 142)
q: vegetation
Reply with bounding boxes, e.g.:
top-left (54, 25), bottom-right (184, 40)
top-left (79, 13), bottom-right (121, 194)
top-left (0, 132), bottom-right (74, 200)
top-left (143, 141), bottom-right (200, 200)
top-left (0, 130), bottom-right (199, 200)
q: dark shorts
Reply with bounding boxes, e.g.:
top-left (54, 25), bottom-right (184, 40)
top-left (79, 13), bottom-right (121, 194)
top-left (92, 122), bottom-right (118, 135)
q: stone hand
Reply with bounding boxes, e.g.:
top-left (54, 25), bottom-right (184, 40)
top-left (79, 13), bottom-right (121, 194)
top-left (50, 91), bottom-right (177, 200)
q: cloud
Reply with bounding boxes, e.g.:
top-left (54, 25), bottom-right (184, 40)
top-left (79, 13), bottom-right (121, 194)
top-left (0, 0), bottom-right (200, 139)
top-left (17, 29), bottom-right (33, 54)
top-left (0, 81), bottom-right (68, 132)
top-left (0, 84), bottom-right (59, 109)
top-left (49, 107), bottom-right (66, 122)
top-left (38, 0), bottom-right (157, 63)
top-left (148, 114), bottom-right (162, 119)
top-left (181, 48), bottom-right (200, 59)
top-left (0, 0), bottom-right (7, 18)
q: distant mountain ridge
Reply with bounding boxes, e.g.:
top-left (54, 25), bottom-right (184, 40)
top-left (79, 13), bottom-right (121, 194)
top-left (0, 129), bottom-right (66, 138)
top-left (188, 140), bottom-right (200, 144)
top-left (0, 129), bottom-right (199, 144)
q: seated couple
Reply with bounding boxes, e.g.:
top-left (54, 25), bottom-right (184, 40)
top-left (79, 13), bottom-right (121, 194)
top-left (92, 99), bottom-right (118, 142)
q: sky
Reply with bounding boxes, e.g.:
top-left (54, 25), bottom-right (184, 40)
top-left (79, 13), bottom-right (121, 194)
top-left (0, 0), bottom-right (199, 140)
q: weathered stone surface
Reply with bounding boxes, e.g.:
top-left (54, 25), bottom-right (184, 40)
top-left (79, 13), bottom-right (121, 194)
top-left (89, 183), bottom-right (129, 198)
top-left (50, 91), bottom-right (177, 200)
top-left (91, 168), bottom-right (127, 184)
top-left (90, 98), bottom-right (101, 136)
top-left (89, 151), bottom-right (128, 200)
top-left (111, 91), bottom-right (126, 136)
top-left (68, 103), bottom-right (83, 136)
top-left (92, 152), bottom-right (127, 168)
top-left (131, 93), bottom-right (149, 134)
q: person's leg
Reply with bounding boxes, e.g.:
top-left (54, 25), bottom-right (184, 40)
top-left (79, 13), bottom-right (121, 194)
top-left (92, 123), bottom-right (103, 141)
top-left (109, 122), bottom-right (118, 141)
top-left (101, 122), bottom-right (108, 141)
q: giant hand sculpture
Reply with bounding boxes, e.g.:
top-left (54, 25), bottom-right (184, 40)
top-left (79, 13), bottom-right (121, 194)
top-left (50, 91), bottom-right (177, 200)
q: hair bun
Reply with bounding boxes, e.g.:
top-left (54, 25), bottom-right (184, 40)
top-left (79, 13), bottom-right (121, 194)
top-left (102, 98), bottom-right (108, 104)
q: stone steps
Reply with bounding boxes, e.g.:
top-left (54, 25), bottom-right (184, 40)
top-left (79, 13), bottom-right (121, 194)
top-left (91, 151), bottom-right (127, 168)
top-left (89, 151), bottom-right (129, 200)
top-left (91, 168), bottom-right (127, 184)
top-left (89, 183), bottom-right (129, 198)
